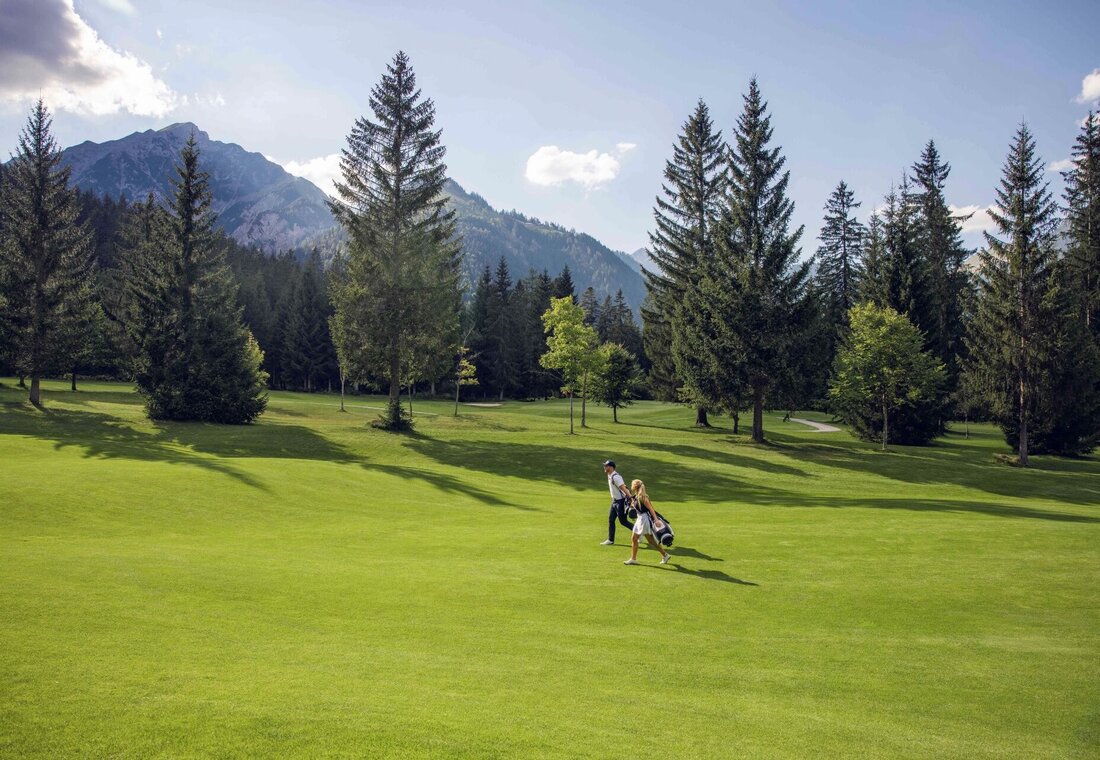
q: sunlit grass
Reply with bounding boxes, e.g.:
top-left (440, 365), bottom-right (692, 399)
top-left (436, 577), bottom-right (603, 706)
top-left (1, 379), bottom-right (1097, 758)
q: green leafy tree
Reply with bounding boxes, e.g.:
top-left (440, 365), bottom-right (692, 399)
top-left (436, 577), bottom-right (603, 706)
top-left (0, 100), bottom-right (95, 406)
top-left (1063, 112), bottom-right (1100, 342)
top-left (710, 79), bottom-right (811, 443)
top-left (329, 51), bottom-right (462, 430)
top-left (968, 124), bottom-right (1072, 464)
top-left (590, 343), bottom-right (642, 422)
top-left (644, 99), bottom-right (728, 427)
top-left (452, 345), bottom-right (479, 416)
top-left (540, 296), bottom-right (602, 434)
top-left (830, 303), bottom-right (946, 450)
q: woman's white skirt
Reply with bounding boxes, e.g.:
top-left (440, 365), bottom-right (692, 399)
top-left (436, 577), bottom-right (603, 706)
top-left (632, 512), bottom-right (654, 536)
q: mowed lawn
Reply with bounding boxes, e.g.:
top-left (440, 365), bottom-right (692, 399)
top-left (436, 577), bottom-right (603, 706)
top-left (1, 380), bottom-right (1098, 759)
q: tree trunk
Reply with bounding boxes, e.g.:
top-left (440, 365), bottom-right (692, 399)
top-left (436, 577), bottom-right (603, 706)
top-left (581, 371), bottom-right (588, 428)
top-left (613, 405), bottom-right (618, 423)
top-left (431, 380), bottom-right (436, 398)
top-left (454, 382), bottom-right (460, 417)
top-left (388, 353), bottom-right (401, 406)
top-left (29, 375), bottom-right (41, 407)
top-left (1019, 376), bottom-right (1029, 466)
top-left (568, 392), bottom-right (574, 435)
top-left (340, 373), bottom-right (346, 413)
top-left (695, 406), bottom-right (710, 427)
top-left (408, 380), bottom-right (414, 418)
top-left (752, 386), bottom-right (764, 443)
top-left (882, 395), bottom-right (889, 451)
top-left (71, 369), bottom-right (77, 392)
top-left (733, 412), bottom-right (739, 434)
top-left (17, 374), bottom-right (25, 389)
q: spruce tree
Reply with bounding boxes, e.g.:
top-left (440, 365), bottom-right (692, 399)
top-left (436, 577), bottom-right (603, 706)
top-left (709, 79), bottom-right (810, 443)
top-left (1063, 112), bottom-right (1100, 342)
top-left (644, 99), bottom-right (727, 427)
top-left (859, 211), bottom-right (889, 306)
top-left (484, 257), bottom-right (517, 400)
top-left (133, 136), bottom-right (268, 423)
top-left (0, 100), bottom-right (95, 406)
top-left (911, 141), bottom-right (971, 379)
top-left (284, 251), bottom-right (335, 391)
top-left (814, 180), bottom-right (865, 331)
top-left (579, 286), bottom-right (600, 325)
top-left (329, 51), bottom-right (462, 429)
top-left (552, 265), bottom-right (576, 301)
top-left (969, 124), bottom-right (1065, 464)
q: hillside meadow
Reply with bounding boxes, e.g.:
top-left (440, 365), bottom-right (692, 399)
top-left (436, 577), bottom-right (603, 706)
top-left (1, 380), bottom-right (1097, 758)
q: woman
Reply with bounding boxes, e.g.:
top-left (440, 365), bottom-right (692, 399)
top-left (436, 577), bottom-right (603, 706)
top-left (624, 479), bottom-right (671, 566)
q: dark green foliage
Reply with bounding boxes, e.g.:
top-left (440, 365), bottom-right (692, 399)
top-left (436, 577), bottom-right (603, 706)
top-left (859, 212), bottom-right (889, 307)
top-left (911, 141), bottom-right (972, 385)
top-left (1063, 112), bottom-right (1100, 344)
top-left (595, 289), bottom-right (644, 361)
top-left (126, 136), bottom-right (268, 423)
top-left (644, 99), bottom-right (727, 421)
top-left (0, 101), bottom-right (95, 406)
top-left (329, 51), bottom-right (462, 430)
top-left (590, 344), bottom-right (642, 422)
top-left (552, 265), bottom-right (576, 301)
top-left (709, 80), bottom-right (811, 442)
top-left (640, 292), bottom-right (679, 402)
top-left (282, 251), bottom-right (337, 391)
top-left (967, 124), bottom-right (1097, 462)
top-left (814, 180), bottom-right (864, 331)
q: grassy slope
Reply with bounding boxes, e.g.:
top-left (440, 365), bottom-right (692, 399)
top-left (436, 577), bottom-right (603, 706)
top-left (1, 380), bottom-right (1097, 759)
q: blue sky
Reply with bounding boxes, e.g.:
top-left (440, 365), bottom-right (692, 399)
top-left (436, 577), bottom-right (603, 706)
top-left (1, 0), bottom-right (1098, 254)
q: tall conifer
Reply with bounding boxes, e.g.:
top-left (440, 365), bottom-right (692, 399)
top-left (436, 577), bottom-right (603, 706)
top-left (644, 99), bottom-right (727, 427)
top-left (969, 124), bottom-right (1065, 464)
top-left (0, 101), bottom-right (94, 406)
top-left (709, 80), bottom-right (810, 443)
top-left (330, 51), bottom-right (462, 429)
top-left (1063, 112), bottom-right (1100, 341)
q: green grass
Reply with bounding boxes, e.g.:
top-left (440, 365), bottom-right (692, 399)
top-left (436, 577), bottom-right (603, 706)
top-left (1, 379), bottom-right (1098, 759)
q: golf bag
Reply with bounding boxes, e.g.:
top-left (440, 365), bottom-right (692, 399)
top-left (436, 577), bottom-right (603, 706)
top-left (652, 511), bottom-right (675, 547)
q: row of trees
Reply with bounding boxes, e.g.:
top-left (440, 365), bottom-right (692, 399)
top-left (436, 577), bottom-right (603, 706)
top-left (643, 81), bottom-right (1100, 461)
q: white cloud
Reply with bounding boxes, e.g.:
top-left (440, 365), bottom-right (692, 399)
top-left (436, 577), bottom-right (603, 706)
top-left (97, 0), bottom-right (136, 14)
top-left (1079, 113), bottom-right (1100, 129)
top-left (950, 204), bottom-right (998, 235)
top-left (1048, 158), bottom-right (1074, 173)
top-left (0, 0), bottom-right (179, 117)
top-left (1076, 68), bottom-right (1100, 104)
top-left (525, 143), bottom-right (635, 190)
top-left (156, 28), bottom-right (163, 40)
top-left (283, 153), bottom-right (341, 197)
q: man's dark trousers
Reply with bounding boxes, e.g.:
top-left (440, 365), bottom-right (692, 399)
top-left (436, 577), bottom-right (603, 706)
top-left (608, 498), bottom-right (632, 542)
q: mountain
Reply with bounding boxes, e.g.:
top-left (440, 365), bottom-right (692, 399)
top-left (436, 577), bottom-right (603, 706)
top-left (57, 124), bottom-right (646, 310)
top-left (60, 123), bottom-right (334, 254)
top-left (441, 181), bottom-right (646, 311)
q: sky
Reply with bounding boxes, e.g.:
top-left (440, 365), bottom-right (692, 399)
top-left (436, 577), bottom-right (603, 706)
top-left (1, 0), bottom-right (1098, 255)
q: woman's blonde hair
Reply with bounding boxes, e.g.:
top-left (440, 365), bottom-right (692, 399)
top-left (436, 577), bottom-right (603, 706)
top-left (631, 479), bottom-right (648, 502)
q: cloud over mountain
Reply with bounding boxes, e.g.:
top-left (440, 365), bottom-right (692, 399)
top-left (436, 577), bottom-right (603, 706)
top-left (525, 142), bottom-right (635, 190)
top-left (0, 0), bottom-right (178, 117)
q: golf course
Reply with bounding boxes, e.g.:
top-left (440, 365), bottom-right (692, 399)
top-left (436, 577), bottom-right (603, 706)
top-left (1, 379), bottom-right (1098, 758)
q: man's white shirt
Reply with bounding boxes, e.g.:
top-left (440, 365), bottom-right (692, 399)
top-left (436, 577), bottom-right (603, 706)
top-left (608, 471), bottom-right (626, 500)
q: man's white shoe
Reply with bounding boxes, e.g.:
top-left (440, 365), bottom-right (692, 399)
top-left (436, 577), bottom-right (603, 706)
top-left (660, 554), bottom-right (671, 565)
top-left (600, 539), bottom-right (614, 545)
top-left (623, 558), bottom-right (638, 565)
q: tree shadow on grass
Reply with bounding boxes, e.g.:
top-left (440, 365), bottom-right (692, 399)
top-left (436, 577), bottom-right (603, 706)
top-left (754, 427), bottom-right (1100, 508)
top-left (405, 436), bottom-right (791, 505)
top-left (640, 441), bottom-right (809, 478)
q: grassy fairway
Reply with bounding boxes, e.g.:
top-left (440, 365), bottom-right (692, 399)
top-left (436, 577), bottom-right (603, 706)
top-left (1, 380), bottom-right (1098, 758)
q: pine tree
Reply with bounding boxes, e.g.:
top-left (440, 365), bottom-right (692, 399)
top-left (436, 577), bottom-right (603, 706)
top-left (969, 124), bottom-right (1066, 464)
top-left (329, 51), bottom-right (462, 429)
top-left (134, 135), bottom-right (268, 423)
top-left (484, 257), bottom-right (517, 400)
top-left (911, 141), bottom-right (971, 379)
top-left (859, 212), bottom-right (889, 306)
top-left (644, 99), bottom-right (727, 427)
top-left (1063, 111), bottom-right (1100, 342)
top-left (709, 79), bottom-right (811, 443)
top-left (284, 251), bottom-right (335, 391)
top-left (552, 265), bottom-right (576, 301)
top-left (579, 286), bottom-right (600, 325)
top-left (590, 343), bottom-right (642, 422)
top-left (0, 100), bottom-right (95, 407)
top-left (814, 180), bottom-right (865, 331)
top-left (882, 176), bottom-right (931, 332)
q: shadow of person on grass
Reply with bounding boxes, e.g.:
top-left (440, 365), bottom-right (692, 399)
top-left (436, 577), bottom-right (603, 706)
top-left (669, 546), bottom-right (724, 562)
top-left (646, 563), bottom-right (758, 586)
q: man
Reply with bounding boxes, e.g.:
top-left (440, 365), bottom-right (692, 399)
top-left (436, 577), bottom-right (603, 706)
top-left (601, 459), bottom-right (634, 545)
